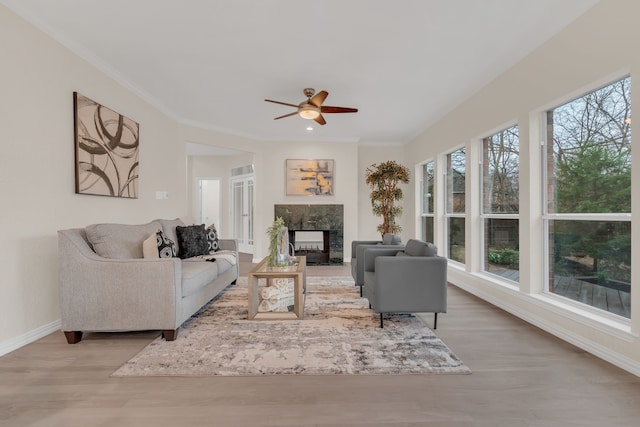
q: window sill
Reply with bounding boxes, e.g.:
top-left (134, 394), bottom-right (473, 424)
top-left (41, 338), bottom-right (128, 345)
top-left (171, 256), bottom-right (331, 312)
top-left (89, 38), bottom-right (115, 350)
top-left (449, 268), bottom-right (636, 343)
top-left (528, 292), bottom-right (635, 342)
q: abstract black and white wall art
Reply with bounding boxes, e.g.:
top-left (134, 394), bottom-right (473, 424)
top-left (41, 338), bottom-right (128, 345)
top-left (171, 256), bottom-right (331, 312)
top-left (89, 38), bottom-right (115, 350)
top-left (73, 92), bottom-right (139, 198)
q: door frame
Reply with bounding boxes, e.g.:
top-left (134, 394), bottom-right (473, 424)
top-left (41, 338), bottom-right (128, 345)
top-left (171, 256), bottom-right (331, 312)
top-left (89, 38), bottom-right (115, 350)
top-left (230, 173), bottom-right (255, 254)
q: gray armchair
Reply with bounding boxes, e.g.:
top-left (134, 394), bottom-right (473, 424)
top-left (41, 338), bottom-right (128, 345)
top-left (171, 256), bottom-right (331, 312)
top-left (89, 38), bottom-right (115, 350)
top-left (351, 234), bottom-right (403, 296)
top-left (363, 239), bottom-right (447, 328)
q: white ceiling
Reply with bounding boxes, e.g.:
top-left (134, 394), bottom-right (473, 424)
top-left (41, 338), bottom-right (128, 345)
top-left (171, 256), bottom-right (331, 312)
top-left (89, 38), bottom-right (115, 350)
top-left (3, 0), bottom-right (599, 145)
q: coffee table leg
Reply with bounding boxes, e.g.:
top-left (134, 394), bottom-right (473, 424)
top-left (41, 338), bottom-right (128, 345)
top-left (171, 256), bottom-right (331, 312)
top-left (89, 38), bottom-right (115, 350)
top-left (248, 274), bottom-right (259, 319)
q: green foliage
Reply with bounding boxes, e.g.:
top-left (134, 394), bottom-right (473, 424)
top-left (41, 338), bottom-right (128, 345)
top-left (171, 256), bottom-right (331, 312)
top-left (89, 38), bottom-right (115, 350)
top-left (488, 248), bottom-right (519, 267)
top-left (556, 143), bottom-right (631, 214)
top-left (552, 222), bottom-right (631, 283)
top-left (554, 143), bottom-right (631, 280)
top-left (365, 160), bottom-right (410, 236)
top-left (266, 217), bottom-right (286, 267)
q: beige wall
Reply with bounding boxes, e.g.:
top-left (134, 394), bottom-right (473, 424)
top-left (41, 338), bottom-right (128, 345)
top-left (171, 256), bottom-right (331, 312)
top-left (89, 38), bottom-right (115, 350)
top-left (404, 0), bottom-right (640, 374)
top-left (0, 5), bottom-right (372, 353)
top-left (0, 7), bottom-right (186, 350)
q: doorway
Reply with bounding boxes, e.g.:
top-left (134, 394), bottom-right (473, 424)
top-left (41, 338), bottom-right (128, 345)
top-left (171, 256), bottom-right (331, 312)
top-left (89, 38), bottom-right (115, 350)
top-left (230, 174), bottom-right (254, 254)
top-left (197, 178), bottom-right (221, 229)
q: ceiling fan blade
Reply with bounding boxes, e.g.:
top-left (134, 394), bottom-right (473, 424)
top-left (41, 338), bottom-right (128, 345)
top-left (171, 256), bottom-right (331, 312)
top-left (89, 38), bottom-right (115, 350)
top-left (309, 90), bottom-right (328, 107)
top-left (314, 114), bottom-right (326, 125)
top-left (274, 111), bottom-right (299, 120)
top-left (265, 99), bottom-right (299, 108)
top-left (321, 106), bottom-right (358, 114)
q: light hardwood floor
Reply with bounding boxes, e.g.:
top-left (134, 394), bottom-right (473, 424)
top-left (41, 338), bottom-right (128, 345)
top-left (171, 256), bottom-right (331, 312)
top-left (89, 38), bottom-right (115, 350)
top-left (2, 254), bottom-right (640, 426)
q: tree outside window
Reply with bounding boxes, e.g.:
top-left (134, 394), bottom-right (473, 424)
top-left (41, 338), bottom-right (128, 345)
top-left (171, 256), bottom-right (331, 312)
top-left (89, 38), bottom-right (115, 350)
top-left (546, 76), bottom-right (631, 317)
top-left (483, 125), bottom-right (520, 282)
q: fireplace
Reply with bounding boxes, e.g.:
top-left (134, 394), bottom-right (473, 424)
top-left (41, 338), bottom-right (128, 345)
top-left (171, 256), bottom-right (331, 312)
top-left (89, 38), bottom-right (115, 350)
top-left (289, 230), bottom-right (330, 264)
top-left (274, 204), bottom-right (343, 265)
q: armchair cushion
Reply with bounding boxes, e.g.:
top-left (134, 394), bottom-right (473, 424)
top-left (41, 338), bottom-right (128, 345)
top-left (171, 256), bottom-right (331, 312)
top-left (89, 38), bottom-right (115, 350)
top-left (404, 239), bottom-right (437, 257)
top-left (382, 233), bottom-right (403, 245)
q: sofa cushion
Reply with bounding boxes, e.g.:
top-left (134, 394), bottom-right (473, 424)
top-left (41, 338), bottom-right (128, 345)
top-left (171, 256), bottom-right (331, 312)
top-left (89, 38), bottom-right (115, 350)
top-left (176, 224), bottom-right (209, 259)
top-left (382, 233), bottom-right (402, 245)
top-left (404, 239), bottom-right (438, 257)
top-left (212, 255), bottom-right (233, 274)
top-left (206, 223), bottom-right (220, 253)
top-left (181, 261), bottom-right (218, 297)
top-left (86, 221), bottom-right (162, 259)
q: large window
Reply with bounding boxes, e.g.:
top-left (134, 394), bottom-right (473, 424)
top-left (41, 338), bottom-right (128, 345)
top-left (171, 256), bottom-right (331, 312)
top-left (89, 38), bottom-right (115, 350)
top-left (420, 161), bottom-right (435, 242)
top-left (446, 148), bottom-right (465, 263)
top-left (545, 76), bottom-right (631, 318)
top-left (482, 125), bottom-right (519, 282)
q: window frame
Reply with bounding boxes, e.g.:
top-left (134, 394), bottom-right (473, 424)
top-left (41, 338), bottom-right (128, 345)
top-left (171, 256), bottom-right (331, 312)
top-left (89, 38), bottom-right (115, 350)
top-left (445, 147), bottom-right (466, 265)
top-left (419, 160), bottom-right (436, 243)
top-left (541, 75), bottom-right (632, 319)
top-left (480, 124), bottom-right (520, 283)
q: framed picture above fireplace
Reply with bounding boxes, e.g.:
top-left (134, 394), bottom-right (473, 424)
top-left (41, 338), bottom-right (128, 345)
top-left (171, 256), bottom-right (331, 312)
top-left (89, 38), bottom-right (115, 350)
top-left (285, 159), bottom-right (334, 196)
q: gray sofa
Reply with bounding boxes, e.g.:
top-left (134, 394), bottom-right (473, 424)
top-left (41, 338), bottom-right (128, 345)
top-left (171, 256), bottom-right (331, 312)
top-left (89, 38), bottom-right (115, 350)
top-left (57, 218), bottom-right (238, 343)
top-left (363, 239), bottom-right (447, 328)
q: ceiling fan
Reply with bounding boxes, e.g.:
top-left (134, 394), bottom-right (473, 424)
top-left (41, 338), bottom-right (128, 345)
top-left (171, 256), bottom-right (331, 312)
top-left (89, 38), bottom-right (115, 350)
top-left (265, 88), bottom-right (358, 126)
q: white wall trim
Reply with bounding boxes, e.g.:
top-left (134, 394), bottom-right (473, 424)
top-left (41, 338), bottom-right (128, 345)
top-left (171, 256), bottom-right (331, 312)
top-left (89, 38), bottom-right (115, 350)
top-left (450, 271), bottom-right (640, 377)
top-left (0, 319), bottom-right (61, 357)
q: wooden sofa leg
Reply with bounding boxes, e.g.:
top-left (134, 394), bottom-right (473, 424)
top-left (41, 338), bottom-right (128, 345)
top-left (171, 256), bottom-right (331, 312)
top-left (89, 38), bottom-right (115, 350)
top-left (162, 329), bottom-right (179, 341)
top-left (434, 312), bottom-right (438, 329)
top-left (64, 331), bottom-right (83, 344)
top-left (380, 313), bottom-right (384, 328)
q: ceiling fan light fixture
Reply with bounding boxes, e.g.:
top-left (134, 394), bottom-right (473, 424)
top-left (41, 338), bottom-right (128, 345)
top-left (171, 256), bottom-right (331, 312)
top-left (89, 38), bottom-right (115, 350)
top-left (298, 106), bottom-right (320, 120)
top-left (265, 88), bottom-right (357, 126)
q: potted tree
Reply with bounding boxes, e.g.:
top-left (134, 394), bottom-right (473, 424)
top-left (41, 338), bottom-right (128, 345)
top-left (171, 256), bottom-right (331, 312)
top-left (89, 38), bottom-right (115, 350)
top-left (365, 160), bottom-right (410, 236)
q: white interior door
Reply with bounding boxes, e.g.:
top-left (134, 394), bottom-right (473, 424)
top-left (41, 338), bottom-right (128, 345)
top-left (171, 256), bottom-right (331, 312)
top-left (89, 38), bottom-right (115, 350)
top-left (198, 178), bottom-right (221, 228)
top-left (230, 175), bottom-right (254, 253)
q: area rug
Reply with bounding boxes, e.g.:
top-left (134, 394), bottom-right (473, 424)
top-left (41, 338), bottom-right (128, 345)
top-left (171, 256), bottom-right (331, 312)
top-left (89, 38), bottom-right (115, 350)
top-left (112, 276), bottom-right (470, 376)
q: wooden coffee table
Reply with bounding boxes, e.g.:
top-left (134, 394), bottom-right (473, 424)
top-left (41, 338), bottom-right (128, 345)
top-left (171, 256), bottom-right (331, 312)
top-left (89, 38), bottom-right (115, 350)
top-left (247, 256), bottom-right (307, 320)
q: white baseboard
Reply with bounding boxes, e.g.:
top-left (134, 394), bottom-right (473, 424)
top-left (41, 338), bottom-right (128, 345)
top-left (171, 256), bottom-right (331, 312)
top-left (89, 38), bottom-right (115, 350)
top-left (0, 319), bottom-right (61, 357)
top-left (452, 280), bottom-right (640, 377)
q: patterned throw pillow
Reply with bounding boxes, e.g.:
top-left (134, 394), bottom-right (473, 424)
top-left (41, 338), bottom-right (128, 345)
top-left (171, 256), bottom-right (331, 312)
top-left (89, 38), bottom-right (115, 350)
top-left (206, 224), bottom-right (220, 253)
top-left (156, 230), bottom-right (177, 258)
top-left (176, 224), bottom-right (209, 259)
